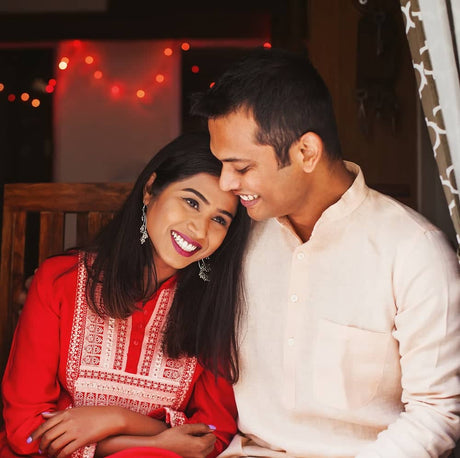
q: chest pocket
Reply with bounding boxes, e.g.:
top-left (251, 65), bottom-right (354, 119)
top-left (313, 319), bottom-right (390, 410)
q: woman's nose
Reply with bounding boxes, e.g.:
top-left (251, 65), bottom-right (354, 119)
top-left (188, 216), bottom-right (208, 240)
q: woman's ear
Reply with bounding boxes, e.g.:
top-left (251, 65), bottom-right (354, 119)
top-left (291, 132), bottom-right (324, 173)
top-left (143, 172), bottom-right (157, 205)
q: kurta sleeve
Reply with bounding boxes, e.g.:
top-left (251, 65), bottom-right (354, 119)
top-left (2, 256), bottom-right (75, 456)
top-left (357, 230), bottom-right (460, 457)
top-left (184, 369), bottom-right (237, 458)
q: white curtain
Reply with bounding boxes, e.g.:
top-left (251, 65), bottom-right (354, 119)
top-left (401, 0), bottom-right (460, 260)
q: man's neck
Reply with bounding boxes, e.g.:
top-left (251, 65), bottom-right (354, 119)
top-left (288, 160), bottom-right (355, 243)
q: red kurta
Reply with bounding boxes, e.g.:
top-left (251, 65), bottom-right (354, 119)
top-left (1, 253), bottom-right (236, 457)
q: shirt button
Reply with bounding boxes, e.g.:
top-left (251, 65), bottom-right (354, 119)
top-left (133, 339), bottom-right (140, 346)
top-left (296, 252), bottom-right (305, 260)
top-left (290, 294), bottom-right (298, 302)
top-left (288, 337), bottom-right (295, 346)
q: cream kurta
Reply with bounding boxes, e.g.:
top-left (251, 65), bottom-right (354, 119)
top-left (221, 163), bottom-right (460, 458)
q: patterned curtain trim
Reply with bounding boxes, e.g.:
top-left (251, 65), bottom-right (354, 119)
top-left (400, 0), bottom-right (460, 261)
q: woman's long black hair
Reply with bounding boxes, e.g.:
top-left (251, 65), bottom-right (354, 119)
top-left (84, 132), bottom-right (251, 383)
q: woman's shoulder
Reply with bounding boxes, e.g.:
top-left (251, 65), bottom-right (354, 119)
top-left (35, 251), bottom-right (81, 284)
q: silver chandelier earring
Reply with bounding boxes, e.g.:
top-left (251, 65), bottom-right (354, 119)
top-left (140, 204), bottom-right (148, 245)
top-left (198, 257), bottom-right (211, 282)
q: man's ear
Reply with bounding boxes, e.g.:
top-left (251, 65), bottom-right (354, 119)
top-left (143, 172), bottom-right (157, 205)
top-left (292, 132), bottom-right (324, 173)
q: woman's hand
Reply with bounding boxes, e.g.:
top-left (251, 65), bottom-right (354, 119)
top-left (151, 423), bottom-right (216, 458)
top-left (30, 407), bottom-right (127, 457)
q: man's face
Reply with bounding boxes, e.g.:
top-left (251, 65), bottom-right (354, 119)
top-left (208, 109), bottom-right (307, 221)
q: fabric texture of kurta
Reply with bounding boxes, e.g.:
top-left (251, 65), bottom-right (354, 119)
top-left (219, 162), bottom-right (460, 458)
top-left (1, 253), bottom-right (236, 457)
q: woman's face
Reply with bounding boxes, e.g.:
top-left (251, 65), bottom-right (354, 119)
top-left (143, 172), bottom-right (238, 281)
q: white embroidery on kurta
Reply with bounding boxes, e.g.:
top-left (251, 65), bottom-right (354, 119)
top-left (66, 253), bottom-right (197, 418)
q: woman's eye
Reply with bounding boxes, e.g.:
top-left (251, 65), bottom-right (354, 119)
top-left (184, 198), bottom-right (199, 209)
top-left (212, 216), bottom-right (227, 226)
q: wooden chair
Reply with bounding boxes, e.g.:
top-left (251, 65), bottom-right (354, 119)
top-left (0, 182), bottom-right (132, 372)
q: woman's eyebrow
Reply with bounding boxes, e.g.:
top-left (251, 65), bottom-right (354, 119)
top-left (182, 187), bottom-right (234, 219)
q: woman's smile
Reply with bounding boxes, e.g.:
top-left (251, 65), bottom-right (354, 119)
top-left (170, 230), bottom-right (201, 257)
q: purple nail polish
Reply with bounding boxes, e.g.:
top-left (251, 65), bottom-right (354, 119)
top-left (208, 424), bottom-right (216, 431)
top-left (26, 436), bottom-right (32, 444)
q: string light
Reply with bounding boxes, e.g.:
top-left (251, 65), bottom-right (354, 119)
top-left (93, 70), bottom-right (103, 80)
top-left (0, 83), bottom-right (4, 92)
top-left (209, 81), bottom-right (215, 88)
top-left (163, 48), bottom-right (173, 56)
top-left (181, 42), bottom-right (191, 51)
top-left (48, 78), bottom-right (57, 87)
top-left (263, 42), bottom-right (272, 49)
top-left (31, 99), bottom-right (40, 107)
top-left (45, 85), bottom-right (54, 93)
top-left (7, 94), bottom-right (15, 102)
top-left (136, 89), bottom-right (145, 99)
top-left (110, 84), bottom-right (121, 97)
top-left (155, 74), bottom-right (165, 83)
top-left (85, 55), bottom-right (94, 64)
top-left (20, 92), bottom-right (30, 101)
top-left (191, 65), bottom-right (200, 74)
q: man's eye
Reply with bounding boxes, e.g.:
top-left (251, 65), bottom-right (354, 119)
top-left (184, 198), bottom-right (199, 209)
top-left (235, 166), bottom-right (250, 174)
top-left (212, 216), bottom-right (227, 226)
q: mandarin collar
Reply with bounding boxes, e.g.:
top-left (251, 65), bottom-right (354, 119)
top-left (275, 161), bottom-right (369, 239)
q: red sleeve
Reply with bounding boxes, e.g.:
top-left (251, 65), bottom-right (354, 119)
top-left (1, 256), bottom-right (76, 456)
top-left (184, 369), bottom-right (237, 458)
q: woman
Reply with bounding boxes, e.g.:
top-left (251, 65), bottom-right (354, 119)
top-left (0, 132), bottom-right (251, 458)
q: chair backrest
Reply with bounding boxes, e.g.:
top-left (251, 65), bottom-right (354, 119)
top-left (0, 182), bottom-right (132, 370)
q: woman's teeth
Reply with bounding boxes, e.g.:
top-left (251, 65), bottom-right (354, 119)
top-left (172, 231), bottom-right (198, 252)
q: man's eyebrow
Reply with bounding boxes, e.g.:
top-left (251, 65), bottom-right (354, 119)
top-left (182, 188), bottom-right (234, 219)
top-left (220, 158), bottom-right (250, 163)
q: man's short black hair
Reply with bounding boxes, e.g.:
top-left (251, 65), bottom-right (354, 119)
top-left (191, 47), bottom-right (343, 166)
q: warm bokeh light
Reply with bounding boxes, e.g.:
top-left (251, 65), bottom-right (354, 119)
top-left (58, 61), bottom-right (68, 70)
top-left (209, 81), bottom-right (215, 88)
top-left (45, 85), bottom-right (54, 93)
top-left (155, 74), bottom-right (165, 83)
top-left (111, 84), bottom-right (121, 96)
top-left (181, 42), bottom-right (191, 51)
top-left (85, 55), bottom-right (95, 64)
top-left (0, 83), bottom-right (4, 92)
top-left (48, 78), bottom-right (57, 87)
top-left (163, 48), bottom-right (173, 56)
top-left (191, 65), bottom-right (200, 74)
top-left (72, 40), bottom-right (82, 47)
top-left (263, 42), bottom-right (272, 49)
top-left (31, 99), bottom-right (40, 108)
top-left (7, 94), bottom-right (15, 102)
top-left (136, 89), bottom-right (146, 99)
top-left (20, 92), bottom-right (30, 101)
top-left (93, 70), bottom-right (103, 80)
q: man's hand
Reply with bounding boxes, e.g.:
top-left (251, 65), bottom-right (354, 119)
top-left (152, 423), bottom-right (217, 458)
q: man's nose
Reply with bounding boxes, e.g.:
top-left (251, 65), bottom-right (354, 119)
top-left (219, 168), bottom-right (239, 192)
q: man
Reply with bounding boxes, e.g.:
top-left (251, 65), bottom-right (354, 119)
top-left (191, 47), bottom-right (460, 457)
